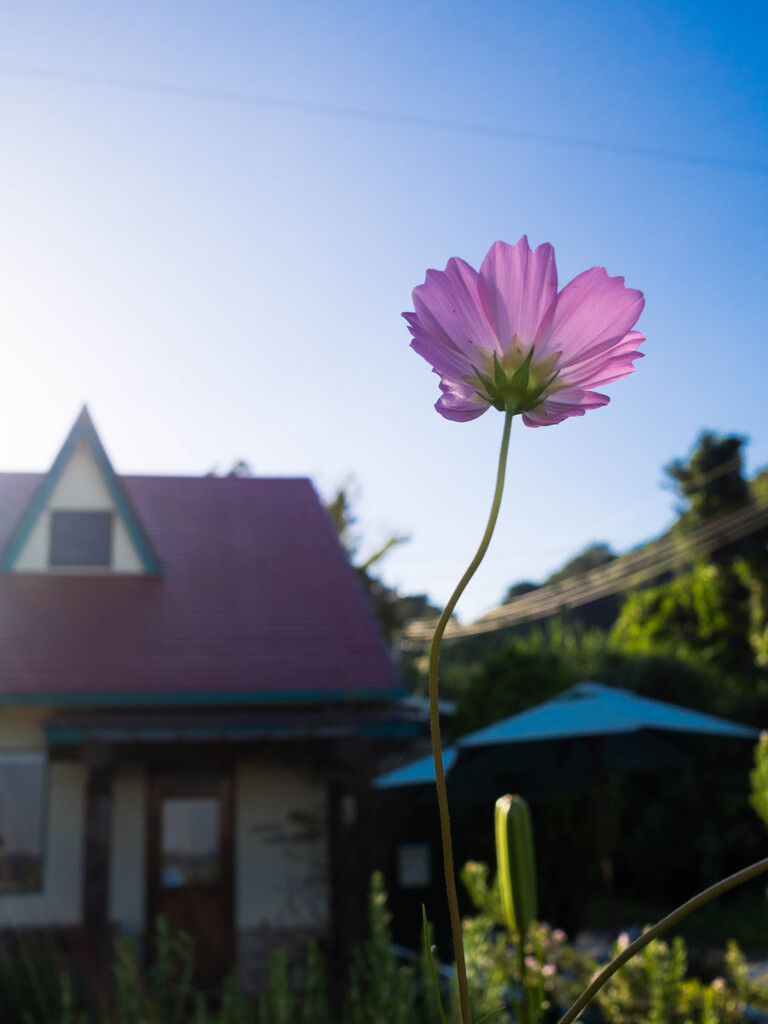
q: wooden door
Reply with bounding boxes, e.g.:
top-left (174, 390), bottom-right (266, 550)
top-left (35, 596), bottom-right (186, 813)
top-left (147, 777), bottom-right (233, 987)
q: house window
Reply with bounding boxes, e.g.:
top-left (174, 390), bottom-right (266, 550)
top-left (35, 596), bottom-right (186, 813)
top-left (397, 842), bottom-right (432, 888)
top-left (0, 752), bottom-right (46, 892)
top-left (49, 511), bottom-right (112, 567)
top-left (160, 796), bottom-right (220, 888)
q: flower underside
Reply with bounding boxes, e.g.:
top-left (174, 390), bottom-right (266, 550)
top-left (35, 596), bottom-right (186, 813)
top-left (467, 342), bottom-right (563, 415)
top-left (405, 236), bottom-right (645, 426)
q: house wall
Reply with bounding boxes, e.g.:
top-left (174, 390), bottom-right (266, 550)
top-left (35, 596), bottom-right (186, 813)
top-left (0, 706), bottom-right (47, 748)
top-left (14, 439), bottom-right (143, 573)
top-left (106, 757), bottom-right (330, 960)
top-left (235, 758), bottom-right (329, 990)
top-left (0, 705), bottom-right (86, 929)
top-left (108, 763), bottom-right (147, 935)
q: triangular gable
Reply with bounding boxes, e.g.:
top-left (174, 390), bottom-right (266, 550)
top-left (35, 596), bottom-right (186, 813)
top-left (0, 407), bottom-right (161, 575)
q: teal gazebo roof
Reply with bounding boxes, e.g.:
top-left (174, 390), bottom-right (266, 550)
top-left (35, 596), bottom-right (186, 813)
top-left (462, 682), bottom-right (758, 747)
top-left (374, 682), bottom-right (759, 790)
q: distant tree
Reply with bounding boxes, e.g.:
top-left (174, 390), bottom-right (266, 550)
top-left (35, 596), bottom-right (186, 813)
top-left (544, 542), bottom-right (616, 585)
top-left (205, 459), bottom-right (254, 477)
top-left (225, 459), bottom-right (253, 478)
top-left (325, 477), bottom-right (362, 561)
top-left (750, 466), bottom-right (768, 505)
top-left (454, 638), bottom-right (577, 735)
top-left (325, 478), bottom-right (409, 573)
top-left (609, 561), bottom-right (763, 717)
top-left (325, 478), bottom-right (421, 644)
top-left (665, 431), bottom-right (750, 527)
top-left (734, 553), bottom-right (768, 670)
top-left (502, 581), bottom-right (540, 603)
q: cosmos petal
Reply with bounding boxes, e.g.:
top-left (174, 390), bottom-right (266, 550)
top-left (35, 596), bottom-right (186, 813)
top-left (537, 267), bottom-right (645, 364)
top-left (411, 257), bottom-right (497, 359)
top-left (409, 331), bottom-right (475, 379)
top-left (478, 238), bottom-right (558, 349)
top-left (564, 333), bottom-right (645, 388)
top-left (522, 388), bottom-right (610, 427)
top-left (435, 377), bottom-right (489, 421)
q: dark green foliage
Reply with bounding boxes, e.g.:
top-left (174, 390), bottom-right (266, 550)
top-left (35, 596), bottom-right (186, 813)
top-left (749, 733), bottom-right (768, 833)
top-left (544, 543), bottom-right (616, 586)
top-left (258, 950), bottom-right (294, 1024)
top-left (665, 431), bottom-right (750, 528)
top-left (462, 860), bottom-right (756, 1024)
top-left (215, 974), bottom-right (253, 1024)
top-left (346, 871), bottom-right (415, 1024)
top-left (0, 880), bottom-right (454, 1024)
top-left (0, 934), bottom-right (76, 1024)
top-left (146, 916), bottom-right (196, 1024)
top-left (454, 636), bottom-right (577, 736)
top-left (1, 879), bottom-right (765, 1024)
top-left (610, 562), bottom-right (755, 680)
top-left (596, 933), bottom-right (743, 1024)
top-left (502, 581), bottom-right (540, 603)
top-left (298, 942), bottom-right (329, 1024)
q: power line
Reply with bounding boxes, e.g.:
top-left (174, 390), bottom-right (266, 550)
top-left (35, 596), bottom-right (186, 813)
top-left (400, 498), bottom-right (768, 647)
top-left (2, 63), bottom-right (767, 177)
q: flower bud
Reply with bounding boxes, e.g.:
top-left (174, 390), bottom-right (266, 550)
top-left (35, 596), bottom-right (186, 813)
top-left (495, 793), bottom-right (538, 940)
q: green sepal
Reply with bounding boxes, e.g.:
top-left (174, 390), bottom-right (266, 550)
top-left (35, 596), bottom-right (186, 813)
top-left (507, 346), bottom-right (535, 393)
top-left (492, 351), bottom-right (508, 391)
top-left (470, 363), bottom-right (496, 398)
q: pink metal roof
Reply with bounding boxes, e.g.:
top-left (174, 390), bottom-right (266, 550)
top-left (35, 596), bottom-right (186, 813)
top-left (0, 474), bottom-right (403, 704)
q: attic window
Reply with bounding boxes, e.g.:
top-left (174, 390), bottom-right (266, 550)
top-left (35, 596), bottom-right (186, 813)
top-left (49, 511), bottom-right (113, 567)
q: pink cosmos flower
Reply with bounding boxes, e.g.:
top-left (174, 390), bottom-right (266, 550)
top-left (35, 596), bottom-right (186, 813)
top-left (403, 237), bottom-right (644, 426)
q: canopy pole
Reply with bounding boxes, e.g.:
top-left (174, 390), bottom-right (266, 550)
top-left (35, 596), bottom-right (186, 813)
top-left (588, 738), bottom-right (617, 927)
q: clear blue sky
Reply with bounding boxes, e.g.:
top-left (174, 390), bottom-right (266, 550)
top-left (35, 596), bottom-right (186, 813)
top-left (0, 1), bottom-right (766, 621)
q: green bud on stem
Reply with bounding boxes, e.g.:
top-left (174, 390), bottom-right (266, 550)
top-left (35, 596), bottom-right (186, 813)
top-left (495, 794), bottom-right (538, 941)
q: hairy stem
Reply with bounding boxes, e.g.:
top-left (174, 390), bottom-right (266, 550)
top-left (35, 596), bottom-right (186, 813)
top-left (429, 407), bottom-right (514, 1024)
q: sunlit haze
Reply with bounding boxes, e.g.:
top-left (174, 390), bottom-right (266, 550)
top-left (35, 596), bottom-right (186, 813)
top-left (1, 1), bottom-right (766, 621)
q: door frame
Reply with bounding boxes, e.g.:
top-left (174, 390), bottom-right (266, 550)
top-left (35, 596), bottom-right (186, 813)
top-left (145, 772), bottom-right (235, 982)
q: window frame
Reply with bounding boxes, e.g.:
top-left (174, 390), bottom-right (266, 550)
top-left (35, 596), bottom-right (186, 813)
top-left (48, 510), bottom-right (114, 569)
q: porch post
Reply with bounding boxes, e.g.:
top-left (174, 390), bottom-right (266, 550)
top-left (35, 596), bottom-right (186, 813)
top-left (82, 741), bottom-right (113, 948)
top-left (327, 738), bottom-right (376, 999)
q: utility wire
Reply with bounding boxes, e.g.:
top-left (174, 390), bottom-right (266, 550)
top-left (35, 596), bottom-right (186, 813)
top-left (400, 498), bottom-right (768, 647)
top-left (2, 63), bottom-right (767, 177)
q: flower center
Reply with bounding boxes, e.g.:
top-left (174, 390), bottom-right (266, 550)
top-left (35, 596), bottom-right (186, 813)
top-left (465, 341), bottom-right (563, 414)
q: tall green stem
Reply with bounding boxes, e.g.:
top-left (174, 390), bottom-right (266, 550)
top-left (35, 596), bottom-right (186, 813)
top-left (429, 406), bottom-right (514, 1024)
top-left (557, 855), bottom-right (768, 1024)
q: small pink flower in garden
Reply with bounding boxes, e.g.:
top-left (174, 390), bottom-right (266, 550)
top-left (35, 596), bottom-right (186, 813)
top-left (404, 236), bottom-right (644, 426)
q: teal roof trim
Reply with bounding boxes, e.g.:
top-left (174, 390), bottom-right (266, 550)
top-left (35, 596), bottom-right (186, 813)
top-left (0, 686), bottom-right (408, 707)
top-left (45, 721), bottom-right (422, 744)
top-left (0, 407), bottom-right (161, 574)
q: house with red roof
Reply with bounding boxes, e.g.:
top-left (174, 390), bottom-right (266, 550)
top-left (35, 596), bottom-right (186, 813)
top-left (0, 408), bottom-right (423, 988)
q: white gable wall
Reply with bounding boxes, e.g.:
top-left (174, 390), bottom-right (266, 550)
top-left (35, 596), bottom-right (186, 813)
top-left (14, 440), bottom-right (143, 573)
